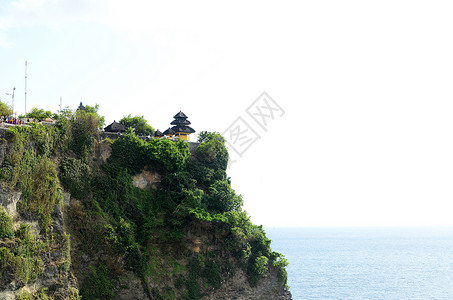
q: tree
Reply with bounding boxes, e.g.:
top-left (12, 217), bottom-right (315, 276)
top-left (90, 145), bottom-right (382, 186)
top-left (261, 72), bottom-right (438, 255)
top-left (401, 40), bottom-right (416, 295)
top-left (85, 104), bottom-right (105, 129)
top-left (52, 106), bottom-right (73, 121)
top-left (204, 180), bottom-right (243, 213)
top-left (53, 107), bottom-right (73, 152)
top-left (27, 107), bottom-right (52, 121)
top-left (119, 114), bottom-right (154, 136)
top-left (196, 131), bottom-right (229, 171)
top-left (197, 131), bottom-right (214, 143)
top-left (0, 101), bottom-right (13, 118)
top-left (70, 106), bottom-right (105, 158)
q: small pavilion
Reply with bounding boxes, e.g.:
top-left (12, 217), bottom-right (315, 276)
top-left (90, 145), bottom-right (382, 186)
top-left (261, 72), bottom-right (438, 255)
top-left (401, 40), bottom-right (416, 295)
top-left (104, 120), bottom-right (126, 133)
top-left (154, 129), bottom-right (164, 138)
top-left (163, 127), bottom-right (176, 139)
top-left (169, 111), bottom-right (195, 141)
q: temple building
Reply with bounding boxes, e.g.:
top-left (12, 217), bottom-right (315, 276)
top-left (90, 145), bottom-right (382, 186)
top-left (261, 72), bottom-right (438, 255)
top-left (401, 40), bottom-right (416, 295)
top-left (154, 129), bottom-right (164, 138)
top-left (169, 111), bottom-right (195, 141)
top-left (104, 120), bottom-right (126, 133)
top-left (163, 127), bottom-right (176, 139)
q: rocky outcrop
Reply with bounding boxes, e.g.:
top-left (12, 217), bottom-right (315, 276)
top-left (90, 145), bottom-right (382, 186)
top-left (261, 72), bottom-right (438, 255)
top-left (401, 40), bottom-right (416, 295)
top-left (93, 139), bottom-right (112, 164)
top-left (131, 169), bottom-right (161, 190)
top-left (0, 188), bottom-right (78, 300)
top-left (184, 221), bottom-right (292, 300)
top-left (0, 186), bottom-right (21, 222)
top-left (204, 267), bottom-right (292, 300)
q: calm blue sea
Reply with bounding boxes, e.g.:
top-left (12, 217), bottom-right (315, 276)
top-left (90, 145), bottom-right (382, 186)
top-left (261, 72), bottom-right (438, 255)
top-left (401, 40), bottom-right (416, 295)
top-left (266, 227), bottom-right (453, 300)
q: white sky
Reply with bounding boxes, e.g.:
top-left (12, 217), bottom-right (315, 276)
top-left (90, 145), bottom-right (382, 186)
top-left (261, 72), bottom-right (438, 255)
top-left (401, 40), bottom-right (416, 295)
top-left (1, 0), bottom-right (453, 227)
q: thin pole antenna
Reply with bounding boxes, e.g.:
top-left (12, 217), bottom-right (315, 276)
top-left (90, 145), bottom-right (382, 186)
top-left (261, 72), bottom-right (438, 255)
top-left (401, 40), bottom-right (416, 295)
top-left (12, 87), bottom-right (15, 118)
top-left (25, 61), bottom-right (27, 117)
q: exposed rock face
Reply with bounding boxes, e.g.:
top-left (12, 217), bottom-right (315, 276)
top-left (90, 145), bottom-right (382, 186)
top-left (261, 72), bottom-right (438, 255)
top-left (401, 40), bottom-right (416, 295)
top-left (114, 271), bottom-right (148, 300)
top-left (93, 140), bottom-right (112, 163)
top-left (184, 222), bottom-right (293, 300)
top-left (0, 188), bottom-right (78, 300)
top-left (0, 186), bottom-right (21, 221)
top-left (131, 169), bottom-right (161, 190)
top-left (204, 267), bottom-right (292, 300)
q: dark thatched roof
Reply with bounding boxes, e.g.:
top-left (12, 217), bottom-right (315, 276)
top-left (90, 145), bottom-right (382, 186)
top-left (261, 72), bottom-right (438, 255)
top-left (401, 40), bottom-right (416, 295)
top-left (163, 127), bottom-right (175, 135)
top-left (104, 120), bottom-right (126, 133)
top-left (171, 125), bottom-right (195, 134)
top-left (169, 111), bottom-right (195, 133)
top-left (154, 129), bottom-right (164, 137)
top-left (170, 118), bottom-right (191, 125)
top-left (173, 111), bottom-right (188, 119)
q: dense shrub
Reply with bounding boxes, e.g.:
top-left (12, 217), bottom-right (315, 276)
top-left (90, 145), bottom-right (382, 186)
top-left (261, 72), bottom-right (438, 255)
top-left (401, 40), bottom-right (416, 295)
top-left (106, 132), bottom-right (190, 175)
top-left (204, 260), bottom-right (221, 289)
top-left (54, 108), bottom-right (73, 152)
top-left (1, 143), bottom-right (63, 233)
top-left (144, 138), bottom-right (190, 172)
top-left (185, 255), bottom-right (204, 299)
top-left (253, 256), bottom-right (269, 277)
top-left (105, 131), bottom-right (146, 175)
top-left (0, 224), bottom-right (46, 285)
top-left (1, 126), bottom-right (63, 233)
top-left (0, 206), bottom-right (13, 238)
top-left (204, 180), bottom-right (243, 214)
top-left (18, 156), bottom-right (62, 232)
top-left (6, 123), bottom-right (58, 157)
top-left (70, 107), bottom-right (104, 159)
top-left (119, 114), bottom-right (155, 136)
top-left (273, 254), bottom-right (289, 286)
top-left (59, 157), bottom-right (91, 199)
top-left (196, 131), bottom-right (228, 171)
top-left (80, 264), bottom-right (114, 300)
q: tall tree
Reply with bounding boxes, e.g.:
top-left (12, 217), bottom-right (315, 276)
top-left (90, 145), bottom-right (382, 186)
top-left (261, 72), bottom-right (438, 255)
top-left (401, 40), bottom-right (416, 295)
top-left (70, 104), bottom-right (105, 159)
top-left (85, 104), bottom-right (105, 129)
top-left (119, 114), bottom-right (154, 136)
top-left (0, 101), bottom-right (13, 118)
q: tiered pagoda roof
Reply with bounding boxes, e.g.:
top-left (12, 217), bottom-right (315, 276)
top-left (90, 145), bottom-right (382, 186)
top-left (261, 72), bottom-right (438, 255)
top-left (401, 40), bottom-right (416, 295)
top-left (170, 111), bottom-right (195, 134)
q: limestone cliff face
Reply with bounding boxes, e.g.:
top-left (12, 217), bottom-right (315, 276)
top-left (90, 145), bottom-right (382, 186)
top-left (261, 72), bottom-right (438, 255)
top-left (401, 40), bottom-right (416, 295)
top-left (0, 187), bottom-right (78, 300)
top-left (0, 187), bottom-right (21, 223)
top-left (184, 222), bottom-right (292, 300)
top-left (204, 268), bottom-right (292, 300)
top-left (0, 137), bottom-right (292, 300)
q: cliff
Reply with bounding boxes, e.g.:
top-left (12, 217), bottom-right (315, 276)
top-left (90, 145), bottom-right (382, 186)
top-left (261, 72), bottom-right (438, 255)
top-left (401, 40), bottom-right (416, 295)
top-left (0, 121), bottom-right (291, 299)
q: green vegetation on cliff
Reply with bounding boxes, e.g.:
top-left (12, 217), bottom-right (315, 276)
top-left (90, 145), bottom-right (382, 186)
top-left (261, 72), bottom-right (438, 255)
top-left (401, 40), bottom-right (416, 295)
top-left (119, 114), bottom-right (155, 136)
top-left (0, 107), bottom-right (289, 299)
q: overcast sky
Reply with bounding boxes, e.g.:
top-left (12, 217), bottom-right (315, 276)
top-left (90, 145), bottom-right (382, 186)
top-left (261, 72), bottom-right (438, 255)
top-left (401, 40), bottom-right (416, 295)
top-left (1, 0), bottom-right (453, 227)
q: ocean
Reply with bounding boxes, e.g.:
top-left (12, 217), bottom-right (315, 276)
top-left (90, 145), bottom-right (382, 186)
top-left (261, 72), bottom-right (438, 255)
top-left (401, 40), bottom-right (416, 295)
top-left (266, 227), bottom-right (453, 300)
